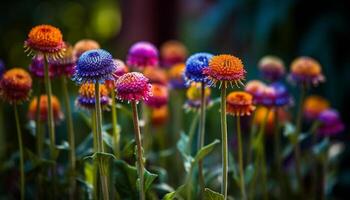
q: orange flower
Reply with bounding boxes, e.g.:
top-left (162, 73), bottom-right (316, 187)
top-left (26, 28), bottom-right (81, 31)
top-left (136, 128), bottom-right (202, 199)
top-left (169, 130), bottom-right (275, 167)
top-left (143, 67), bottom-right (168, 85)
top-left (254, 107), bottom-right (290, 134)
top-left (77, 83), bottom-right (110, 109)
top-left (186, 83), bottom-right (211, 101)
top-left (73, 39), bottom-right (100, 59)
top-left (160, 40), bottom-right (188, 67)
top-left (205, 54), bottom-right (246, 88)
top-left (0, 68), bottom-right (32, 103)
top-left (303, 95), bottom-right (330, 120)
top-left (24, 25), bottom-right (65, 59)
top-left (168, 63), bottom-right (186, 89)
top-left (226, 91), bottom-right (255, 116)
top-left (145, 84), bottom-right (169, 108)
top-left (28, 95), bottom-right (64, 123)
top-left (289, 56), bottom-right (325, 85)
top-left (151, 106), bottom-right (169, 126)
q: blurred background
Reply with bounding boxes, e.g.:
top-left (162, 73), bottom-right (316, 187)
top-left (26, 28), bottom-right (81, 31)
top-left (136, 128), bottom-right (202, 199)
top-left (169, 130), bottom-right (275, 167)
top-left (0, 0), bottom-right (349, 198)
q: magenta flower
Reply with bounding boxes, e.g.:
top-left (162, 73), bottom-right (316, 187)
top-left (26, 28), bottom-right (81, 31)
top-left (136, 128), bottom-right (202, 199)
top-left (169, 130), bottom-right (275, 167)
top-left (115, 72), bottom-right (152, 102)
top-left (126, 41), bottom-right (158, 70)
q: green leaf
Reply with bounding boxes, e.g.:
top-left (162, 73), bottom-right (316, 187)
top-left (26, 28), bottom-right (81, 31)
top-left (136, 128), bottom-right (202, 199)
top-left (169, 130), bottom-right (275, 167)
top-left (193, 139), bottom-right (220, 164)
top-left (84, 152), bottom-right (117, 162)
top-left (102, 131), bottom-right (113, 149)
top-left (121, 139), bottom-right (135, 158)
top-left (162, 184), bottom-right (186, 200)
top-left (76, 133), bottom-right (93, 158)
top-left (313, 138), bottom-right (330, 156)
top-left (204, 188), bottom-right (224, 200)
top-left (176, 132), bottom-right (192, 172)
top-left (244, 164), bottom-right (254, 184)
top-left (113, 160), bottom-right (158, 198)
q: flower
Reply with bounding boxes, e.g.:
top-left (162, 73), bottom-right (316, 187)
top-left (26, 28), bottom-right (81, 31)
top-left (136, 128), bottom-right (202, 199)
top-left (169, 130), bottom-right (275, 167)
top-left (226, 91), bottom-right (255, 116)
top-left (76, 83), bottom-right (110, 110)
top-left (245, 80), bottom-right (266, 104)
top-left (0, 68), bottom-right (32, 103)
top-left (151, 106), bottom-right (169, 126)
top-left (160, 40), bottom-right (187, 67)
top-left (49, 43), bottom-right (76, 77)
top-left (317, 109), bottom-right (344, 137)
top-left (184, 82), bottom-right (211, 111)
top-left (168, 63), bottom-right (186, 89)
top-left (115, 72), bottom-right (151, 102)
top-left (72, 49), bottom-right (117, 84)
top-left (258, 55), bottom-right (285, 82)
top-left (289, 56), bottom-right (325, 86)
top-left (303, 95), bottom-right (330, 121)
top-left (73, 39), bottom-right (100, 59)
top-left (105, 59), bottom-right (129, 90)
top-left (29, 54), bottom-right (55, 79)
top-left (28, 95), bottom-right (64, 123)
top-left (184, 52), bottom-right (213, 84)
top-left (254, 106), bottom-right (290, 134)
top-left (24, 25), bottom-right (65, 59)
top-left (0, 60), bottom-right (5, 78)
top-left (204, 54), bottom-right (246, 88)
top-left (126, 41), bottom-right (158, 70)
top-left (143, 67), bottom-right (168, 85)
top-left (269, 82), bottom-right (292, 107)
top-left (145, 84), bottom-right (168, 108)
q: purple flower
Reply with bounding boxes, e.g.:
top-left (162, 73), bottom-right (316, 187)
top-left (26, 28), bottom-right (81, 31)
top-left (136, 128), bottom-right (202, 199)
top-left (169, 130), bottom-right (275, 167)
top-left (317, 109), bottom-right (344, 137)
top-left (126, 41), bottom-right (158, 70)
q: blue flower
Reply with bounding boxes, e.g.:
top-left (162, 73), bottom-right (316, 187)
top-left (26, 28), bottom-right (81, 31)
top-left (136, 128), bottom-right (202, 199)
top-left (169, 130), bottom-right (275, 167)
top-left (72, 49), bottom-right (116, 84)
top-left (184, 52), bottom-right (213, 84)
top-left (270, 82), bottom-right (291, 107)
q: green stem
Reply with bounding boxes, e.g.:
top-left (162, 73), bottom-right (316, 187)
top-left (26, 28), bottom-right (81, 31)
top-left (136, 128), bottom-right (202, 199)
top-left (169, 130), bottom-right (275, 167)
top-left (247, 109), bottom-right (258, 165)
top-left (198, 82), bottom-right (207, 197)
top-left (220, 83), bottom-right (228, 199)
top-left (187, 112), bottom-right (200, 155)
top-left (110, 89), bottom-right (120, 157)
top-left (94, 83), bottom-right (109, 200)
top-left (294, 85), bottom-right (306, 194)
top-left (91, 110), bottom-right (98, 200)
top-left (14, 104), bottom-right (25, 200)
top-left (61, 77), bottom-right (76, 199)
top-left (237, 116), bottom-right (247, 200)
top-left (43, 54), bottom-right (56, 197)
top-left (35, 87), bottom-right (43, 157)
top-left (131, 101), bottom-right (145, 200)
top-left (310, 121), bottom-right (321, 199)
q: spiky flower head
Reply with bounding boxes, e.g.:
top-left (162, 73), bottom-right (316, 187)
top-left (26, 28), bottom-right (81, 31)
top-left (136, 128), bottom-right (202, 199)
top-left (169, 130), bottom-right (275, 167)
top-left (126, 41), bottom-right (158, 70)
top-left (184, 82), bottom-right (211, 111)
top-left (49, 43), bottom-right (76, 77)
top-left (151, 106), bottom-right (168, 126)
top-left (303, 95), bottom-right (330, 121)
top-left (204, 54), bottom-right (246, 88)
top-left (226, 91), bottom-right (255, 116)
top-left (168, 63), bottom-right (186, 89)
top-left (72, 49), bottom-right (117, 84)
top-left (0, 68), bottom-right (32, 104)
top-left (105, 59), bottom-right (129, 90)
top-left (160, 40), bottom-right (188, 67)
top-left (289, 56), bottom-right (325, 86)
top-left (28, 95), bottom-right (64, 123)
top-left (143, 67), bottom-right (168, 85)
top-left (258, 55), bottom-right (285, 82)
top-left (145, 84), bottom-right (168, 108)
top-left (76, 83), bottom-right (110, 110)
top-left (115, 72), bottom-right (151, 102)
top-left (317, 109), bottom-right (344, 137)
top-left (24, 25), bottom-right (65, 59)
top-left (185, 52), bottom-right (213, 84)
top-left (73, 39), bottom-right (100, 59)
top-left (29, 54), bottom-right (55, 79)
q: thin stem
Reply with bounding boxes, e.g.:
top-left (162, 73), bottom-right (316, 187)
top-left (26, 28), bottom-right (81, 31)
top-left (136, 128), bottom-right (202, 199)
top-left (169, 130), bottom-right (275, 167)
top-left (91, 110), bottom-right (98, 200)
top-left (35, 89), bottom-right (43, 157)
top-left (310, 121), bottom-right (321, 199)
top-left (43, 54), bottom-right (56, 197)
top-left (110, 89), bottom-right (120, 157)
top-left (247, 109), bottom-right (258, 165)
top-left (187, 112), bottom-right (200, 155)
top-left (237, 116), bottom-right (247, 200)
top-left (94, 83), bottom-right (109, 200)
top-left (220, 83), bottom-right (228, 199)
top-left (198, 82), bottom-right (207, 197)
top-left (14, 104), bottom-right (25, 200)
top-left (294, 85), bottom-right (306, 194)
top-left (131, 101), bottom-right (145, 200)
top-left (61, 77), bottom-right (76, 199)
